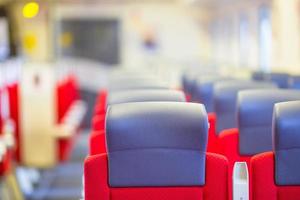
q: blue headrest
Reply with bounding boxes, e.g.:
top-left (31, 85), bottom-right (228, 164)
top-left (107, 90), bottom-right (186, 107)
top-left (193, 76), bottom-right (233, 112)
top-left (267, 73), bottom-right (290, 88)
top-left (108, 78), bottom-right (169, 92)
top-left (181, 69), bottom-right (218, 96)
top-left (214, 80), bottom-right (276, 134)
top-left (290, 76), bottom-right (300, 89)
top-left (238, 90), bottom-right (300, 156)
top-left (106, 102), bottom-right (208, 187)
top-left (273, 101), bottom-right (300, 185)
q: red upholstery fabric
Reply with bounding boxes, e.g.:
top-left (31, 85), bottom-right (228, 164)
top-left (0, 150), bottom-right (12, 176)
top-left (84, 154), bottom-right (110, 200)
top-left (207, 113), bottom-right (218, 153)
top-left (0, 89), bottom-right (2, 133)
top-left (89, 131), bottom-right (106, 155)
top-left (251, 152), bottom-right (300, 200)
top-left (7, 83), bottom-right (20, 162)
top-left (218, 128), bottom-right (251, 200)
top-left (57, 75), bottom-right (80, 123)
top-left (56, 75), bottom-right (80, 161)
top-left (92, 115), bottom-right (105, 131)
top-left (58, 135), bottom-right (77, 162)
top-left (94, 89), bottom-right (107, 116)
top-left (185, 93), bottom-right (191, 102)
top-left (84, 153), bottom-right (228, 200)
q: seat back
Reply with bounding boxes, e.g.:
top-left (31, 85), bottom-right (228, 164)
top-left (273, 101), bottom-right (300, 185)
top-left (267, 73), bottom-right (290, 88)
top-left (214, 80), bottom-right (276, 133)
top-left (238, 90), bottom-right (300, 156)
top-left (193, 76), bottom-right (233, 112)
top-left (289, 76), bottom-right (300, 89)
top-left (106, 102), bottom-right (208, 187)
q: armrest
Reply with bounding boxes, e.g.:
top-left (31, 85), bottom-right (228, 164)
top-left (89, 131), bottom-right (106, 155)
top-left (84, 154), bottom-right (109, 200)
top-left (56, 100), bottom-right (87, 139)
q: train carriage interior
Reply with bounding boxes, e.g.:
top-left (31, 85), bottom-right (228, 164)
top-left (0, 0), bottom-right (300, 199)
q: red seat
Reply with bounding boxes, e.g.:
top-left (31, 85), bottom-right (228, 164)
top-left (56, 75), bottom-right (81, 162)
top-left (85, 153), bottom-right (229, 200)
top-left (251, 101), bottom-right (300, 200)
top-left (84, 102), bottom-right (229, 200)
top-left (7, 83), bottom-right (20, 162)
top-left (89, 131), bottom-right (106, 155)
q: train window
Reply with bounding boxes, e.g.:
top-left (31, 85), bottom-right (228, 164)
top-left (239, 14), bottom-right (250, 68)
top-left (258, 5), bottom-right (272, 72)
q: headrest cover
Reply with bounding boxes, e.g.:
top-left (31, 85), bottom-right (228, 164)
top-left (108, 78), bottom-right (169, 92)
top-left (106, 102), bottom-right (208, 187)
top-left (273, 101), bottom-right (300, 185)
top-left (107, 90), bottom-right (186, 107)
top-left (214, 80), bottom-right (276, 134)
top-left (238, 90), bottom-right (300, 155)
top-left (267, 73), bottom-right (290, 88)
top-left (193, 76), bottom-right (233, 112)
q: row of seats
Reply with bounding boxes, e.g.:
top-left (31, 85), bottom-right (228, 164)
top-left (84, 69), bottom-right (300, 200)
top-left (0, 63), bottom-right (86, 198)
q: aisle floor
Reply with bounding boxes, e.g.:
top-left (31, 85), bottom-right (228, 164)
top-left (30, 131), bottom-right (89, 200)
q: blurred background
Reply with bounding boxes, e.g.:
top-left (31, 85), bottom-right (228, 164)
top-left (0, 0), bottom-right (299, 199)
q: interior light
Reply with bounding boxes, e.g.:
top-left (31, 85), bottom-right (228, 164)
top-left (23, 2), bottom-right (39, 19)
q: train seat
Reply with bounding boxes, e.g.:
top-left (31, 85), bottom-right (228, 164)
top-left (93, 78), bottom-right (169, 116)
top-left (251, 101), bottom-right (300, 199)
top-left (56, 75), bottom-right (86, 161)
top-left (84, 102), bottom-right (229, 200)
top-left (192, 76), bottom-right (233, 153)
top-left (214, 80), bottom-right (276, 134)
top-left (289, 75), bottom-right (300, 89)
top-left (89, 90), bottom-right (186, 155)
top-left (267, 72), bottom-right (290, 89)
top-left (193, 76), bottom-right (233, 113)
top-left (219, 89), bottom-right (300, 170)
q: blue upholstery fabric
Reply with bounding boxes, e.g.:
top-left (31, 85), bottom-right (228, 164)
top-left (252, 71), bottom-right (267, 81)
top-left (267, 73), bottom-right (290, 88)
top-left (193, 77), bottom-right (233, 112)
top-left (273, 101), bottom-right (300, 185)
top-left (106, 102), bottom-right (208, 187)
top-left (107, 90), bottom-right (186, 107)
top-left (238, 90), bottom-right (300, 156)
top-left (214, 80), bottom-right (276, 134)
top-left (290, 76), bottom-right (300, 89)
top-left (108, 78), bottom-right (169, 92)
top-left (181, 68), bottom-right (219, 98)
